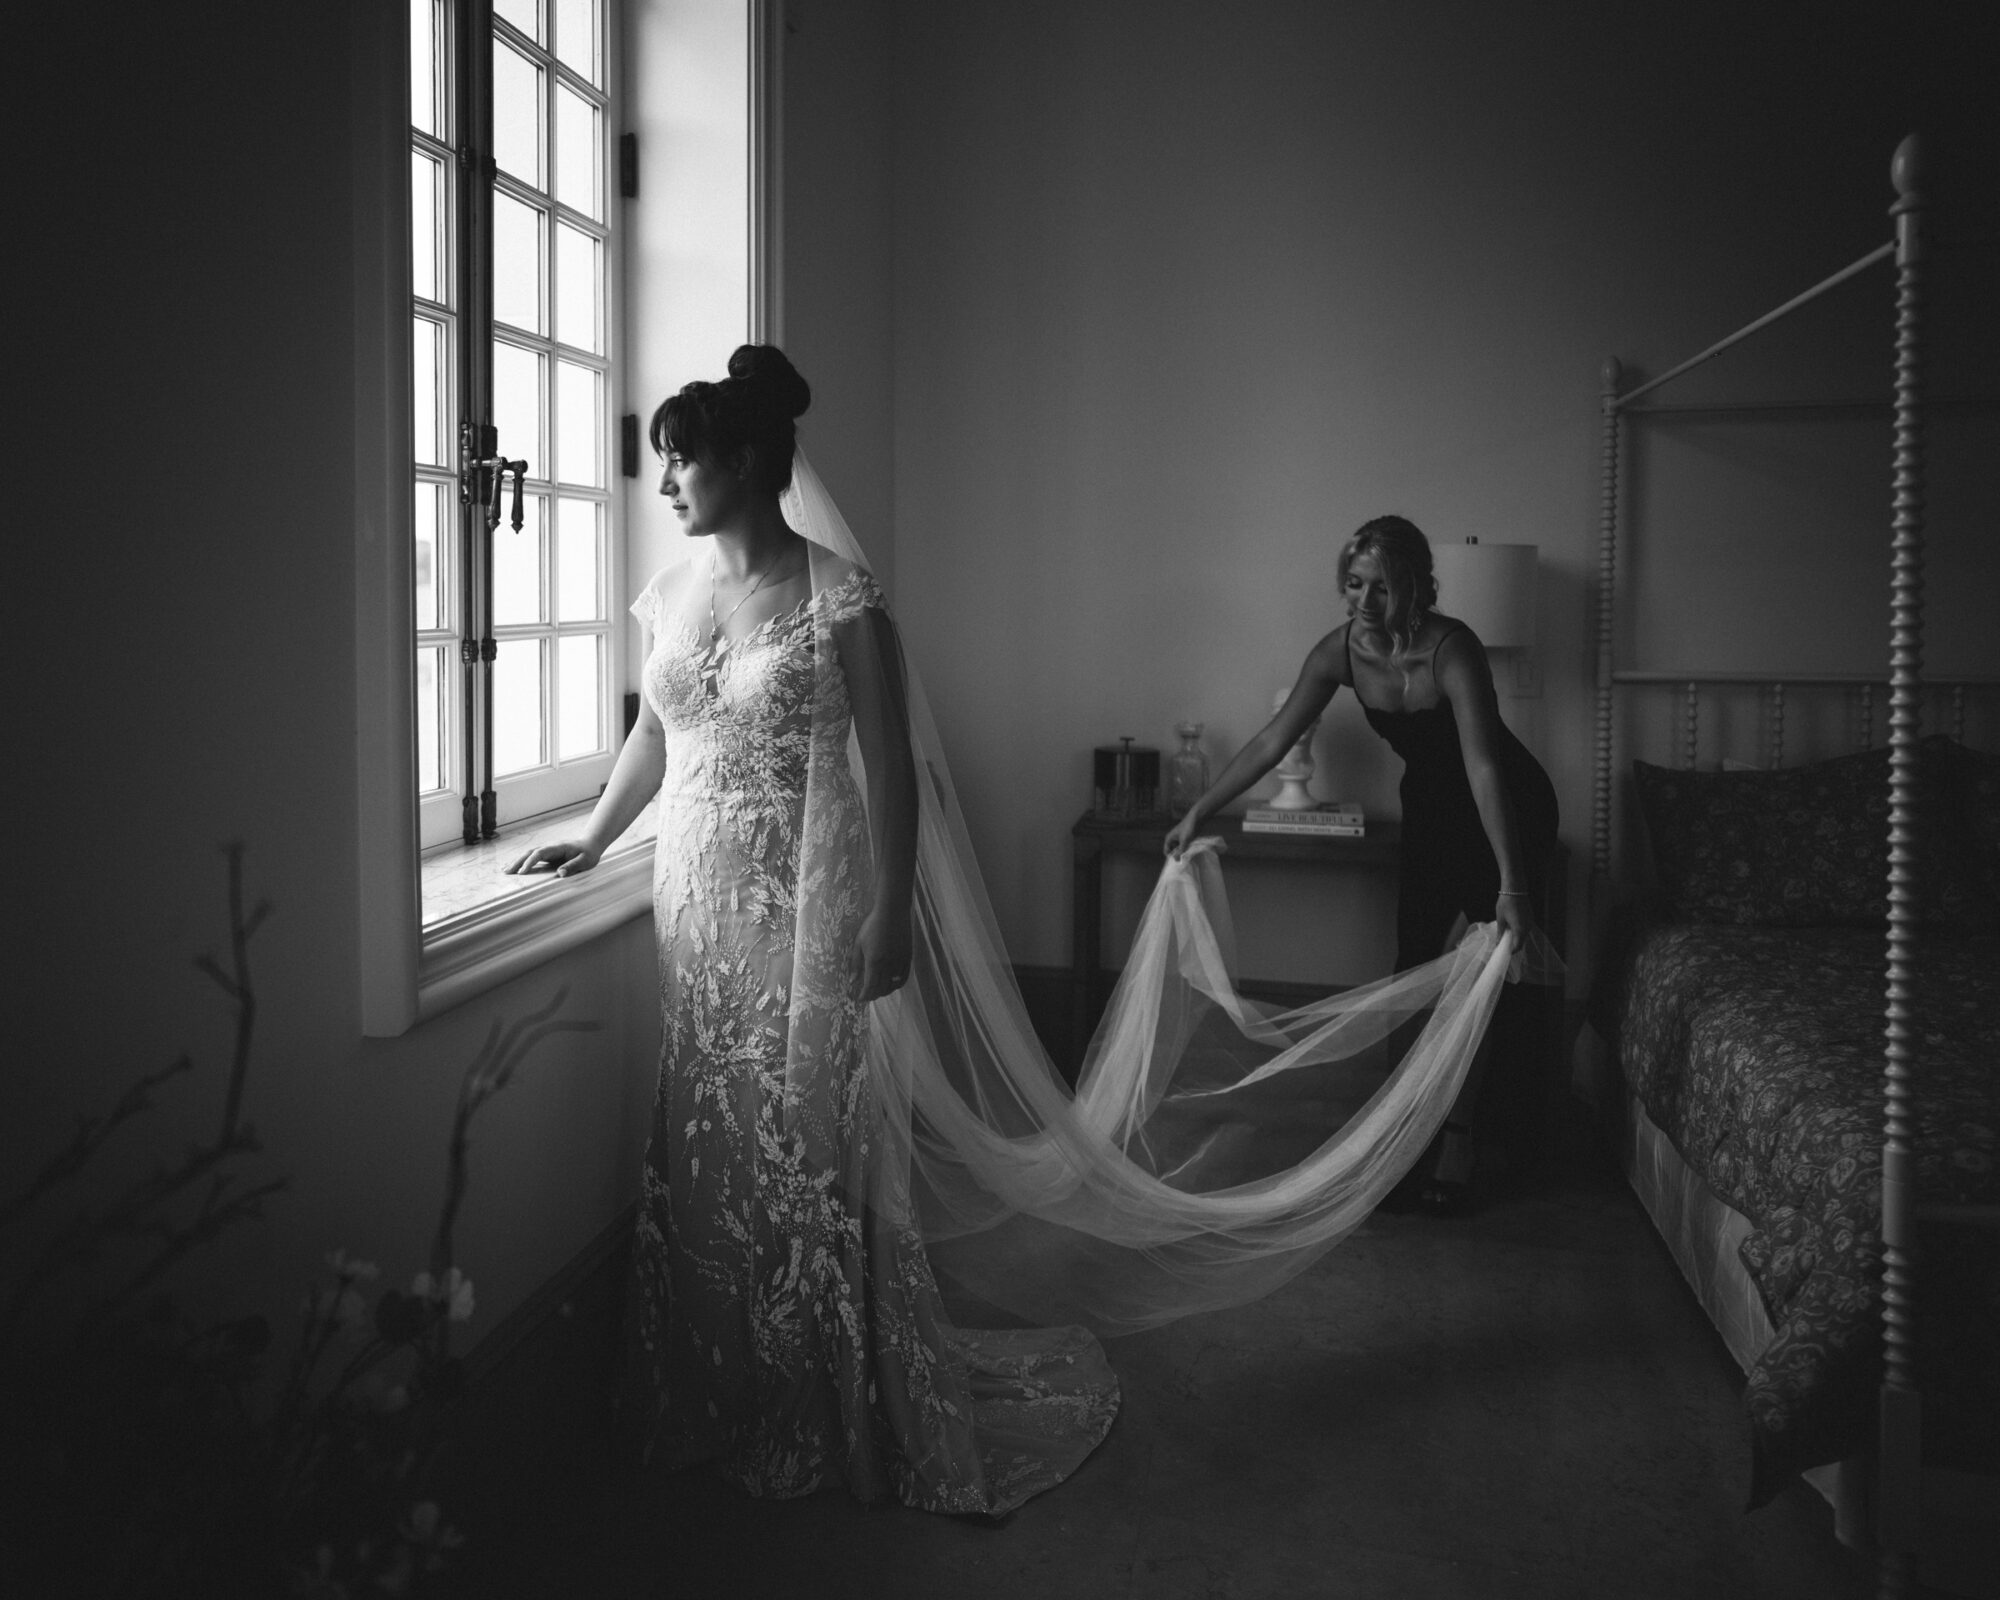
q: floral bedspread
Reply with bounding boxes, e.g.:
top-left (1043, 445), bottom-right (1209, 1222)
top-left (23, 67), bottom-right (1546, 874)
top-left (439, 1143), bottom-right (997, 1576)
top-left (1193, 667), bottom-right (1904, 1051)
top-left (1592, 917), bottom-right (2000, 1503)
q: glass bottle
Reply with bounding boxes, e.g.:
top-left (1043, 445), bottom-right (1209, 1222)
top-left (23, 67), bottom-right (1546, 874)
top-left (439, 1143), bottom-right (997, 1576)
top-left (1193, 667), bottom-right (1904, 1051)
top-left (1165, 721), bottom-right (1210, 815)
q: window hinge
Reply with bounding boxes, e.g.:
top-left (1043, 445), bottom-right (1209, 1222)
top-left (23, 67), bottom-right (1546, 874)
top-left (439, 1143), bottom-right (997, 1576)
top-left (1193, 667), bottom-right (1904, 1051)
top-left (619, 133), bottom-right (638, 199)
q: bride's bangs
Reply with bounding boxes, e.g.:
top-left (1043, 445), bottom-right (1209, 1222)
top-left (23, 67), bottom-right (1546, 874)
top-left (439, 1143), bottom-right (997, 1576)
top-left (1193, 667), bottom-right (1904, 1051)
top-left (650, 385), bottom-right (717, 463)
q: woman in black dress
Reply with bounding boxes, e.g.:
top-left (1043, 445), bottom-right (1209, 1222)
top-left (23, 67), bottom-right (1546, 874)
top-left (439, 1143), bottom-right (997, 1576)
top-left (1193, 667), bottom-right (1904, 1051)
top-left (1163, 515), bottom-right (1559, 1212)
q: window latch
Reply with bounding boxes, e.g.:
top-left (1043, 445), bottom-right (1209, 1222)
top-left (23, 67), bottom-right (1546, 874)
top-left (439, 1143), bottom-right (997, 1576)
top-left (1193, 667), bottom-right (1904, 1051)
top-left (488, 457), bottom-right (529, 534)
top-left (459, 421), bottom-right (530, 533)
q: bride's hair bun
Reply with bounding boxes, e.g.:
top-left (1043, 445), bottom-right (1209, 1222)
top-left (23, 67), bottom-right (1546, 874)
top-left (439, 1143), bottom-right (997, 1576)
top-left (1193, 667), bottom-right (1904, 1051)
top-left (727, 343), bottom-right (812, 422)
top-left (650, 343), bottom-right (811, 495)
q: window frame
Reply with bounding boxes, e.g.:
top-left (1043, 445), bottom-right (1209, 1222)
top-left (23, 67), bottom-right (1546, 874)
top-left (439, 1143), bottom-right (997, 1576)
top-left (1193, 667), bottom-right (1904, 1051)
top-left (356, 0), bottom-right (772, 1035)
top-left (415, 0), bottom-right (623, 852)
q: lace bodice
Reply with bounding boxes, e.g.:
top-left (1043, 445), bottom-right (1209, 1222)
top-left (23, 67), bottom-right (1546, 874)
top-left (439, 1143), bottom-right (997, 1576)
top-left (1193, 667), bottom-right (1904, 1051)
top-left (634, 567), bottom-right (883, 806)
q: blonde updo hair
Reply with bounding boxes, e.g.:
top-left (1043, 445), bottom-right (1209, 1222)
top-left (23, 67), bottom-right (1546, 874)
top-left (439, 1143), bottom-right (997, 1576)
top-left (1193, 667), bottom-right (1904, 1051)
top-left (1336, 514), bottom-right (1438, 660)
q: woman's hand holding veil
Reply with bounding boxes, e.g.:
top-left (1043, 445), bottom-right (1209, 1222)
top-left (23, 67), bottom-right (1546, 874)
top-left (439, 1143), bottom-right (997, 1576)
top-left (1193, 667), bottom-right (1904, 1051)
top-left (1162, 808), bottom-right (1205, 859)
top-left (1494, 890), bottom-right (1536, 946)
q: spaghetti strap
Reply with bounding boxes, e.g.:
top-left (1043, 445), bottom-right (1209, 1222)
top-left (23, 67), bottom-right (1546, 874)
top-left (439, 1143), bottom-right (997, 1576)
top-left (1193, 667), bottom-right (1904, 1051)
top-left (1432, 620), bottom-right (1469, 655)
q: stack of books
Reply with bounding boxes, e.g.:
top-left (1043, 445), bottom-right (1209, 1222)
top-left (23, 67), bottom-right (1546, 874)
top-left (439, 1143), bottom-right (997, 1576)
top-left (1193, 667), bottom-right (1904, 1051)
top-left (1241, 801), bottom-right (1366, 837)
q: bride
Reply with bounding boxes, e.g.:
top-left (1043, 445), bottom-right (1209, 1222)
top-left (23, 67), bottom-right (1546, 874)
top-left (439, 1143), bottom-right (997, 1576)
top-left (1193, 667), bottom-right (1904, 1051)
top-left (507, 346), bottom-right (1117, 1512)
top-left (508, 345), bottom-right (1540, 1513)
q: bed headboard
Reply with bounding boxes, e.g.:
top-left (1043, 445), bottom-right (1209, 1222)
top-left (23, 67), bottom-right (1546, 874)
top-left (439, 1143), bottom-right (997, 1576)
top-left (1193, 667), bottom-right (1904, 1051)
top-left (1590, 138), bottom-right (1998, 892)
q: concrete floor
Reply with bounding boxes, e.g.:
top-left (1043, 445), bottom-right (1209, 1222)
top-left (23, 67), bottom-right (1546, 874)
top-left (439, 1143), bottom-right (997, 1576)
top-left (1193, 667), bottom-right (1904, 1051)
top-left (432, 1151), bottom-right (1911, 1599)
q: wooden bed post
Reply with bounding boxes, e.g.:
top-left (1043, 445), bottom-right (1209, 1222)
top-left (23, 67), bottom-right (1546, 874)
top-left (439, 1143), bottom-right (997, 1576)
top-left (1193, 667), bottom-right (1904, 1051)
top-left (1877, 131), bottom-right (1925, 1598)
top-left (1594, 358), bottom-right (1622, 889)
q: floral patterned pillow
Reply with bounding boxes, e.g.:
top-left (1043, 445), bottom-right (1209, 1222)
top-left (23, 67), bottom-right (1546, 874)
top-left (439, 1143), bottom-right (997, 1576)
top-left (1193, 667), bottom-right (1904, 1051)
top-left (1633, 737), bottom-right (1997, 930)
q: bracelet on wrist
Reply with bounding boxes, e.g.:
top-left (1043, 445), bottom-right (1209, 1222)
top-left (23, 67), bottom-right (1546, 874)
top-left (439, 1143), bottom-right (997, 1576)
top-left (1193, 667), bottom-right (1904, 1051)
top-left (1497, 889), bottom-right (1530, 898)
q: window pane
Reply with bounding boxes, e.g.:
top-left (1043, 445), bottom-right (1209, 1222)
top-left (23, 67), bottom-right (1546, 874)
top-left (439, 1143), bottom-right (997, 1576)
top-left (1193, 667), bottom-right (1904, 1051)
top-left (411, 150), bottom-right (441, 303)
top-left (416, 645), bottom-right (445, 794)
top-left (493, 339), bottom-right (543, 481)
top-left (410, 0), bottom-right (439, 138)
top-left (494, 639), bottom-right (546, 775)
top-left (554, 221), bottom-right (599, 352)
top-left (495, 0), bottom-right (540, 43)
top-left (556, 498), bottom-right (601, 621)
top-left (414, 316), bottom-right (444, 467)
top-left (494, 491), bottom-right (545, 625)
top-left (555, 0), bottom-right (600, 87)
top-left (494, 42), bottom-right (544, 190)
top-left (414, 481), bottom-right (444, 631)
top-left (493, 189), bottom-right (543, 334)
top-left (556, 360), bottom-right (600, 486)
top-left (557, 633), bottom-right (603, 760)
top-left (555, 84), bottom-right (599, 220)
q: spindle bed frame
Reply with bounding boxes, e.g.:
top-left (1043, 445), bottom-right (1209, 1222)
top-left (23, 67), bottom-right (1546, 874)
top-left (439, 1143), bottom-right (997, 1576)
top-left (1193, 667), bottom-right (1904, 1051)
top-left (1588, 136), bottom-right (1999, 1597)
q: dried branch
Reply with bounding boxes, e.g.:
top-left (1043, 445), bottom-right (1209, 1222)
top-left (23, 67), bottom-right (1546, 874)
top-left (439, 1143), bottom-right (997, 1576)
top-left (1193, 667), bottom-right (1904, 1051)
top-left (427, 987), bottom-right (598, 1340)
top-left (1, 845), bottom-right (277, 1342)
top-left (1, 1128), bottom-right (262, 1337)
top-left (0, 1054), bottom-right (196, 1231)
top-left (101, 1172), bottom-right (291, 1316)
top-left (209, 842), bottom-right (263, 1146)
top-left (6, 843), bottom-right (600, 1595)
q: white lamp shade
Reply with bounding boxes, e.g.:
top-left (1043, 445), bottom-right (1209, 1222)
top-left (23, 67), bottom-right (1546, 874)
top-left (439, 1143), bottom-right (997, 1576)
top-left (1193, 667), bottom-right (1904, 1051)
top-left (1430, 541), bottom-right (1537, 649)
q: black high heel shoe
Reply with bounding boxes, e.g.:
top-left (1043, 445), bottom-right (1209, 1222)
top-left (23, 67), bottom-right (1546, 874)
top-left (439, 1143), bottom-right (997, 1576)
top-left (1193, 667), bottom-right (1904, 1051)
top-left (1415, 1122), bottom-right (1477, 1217)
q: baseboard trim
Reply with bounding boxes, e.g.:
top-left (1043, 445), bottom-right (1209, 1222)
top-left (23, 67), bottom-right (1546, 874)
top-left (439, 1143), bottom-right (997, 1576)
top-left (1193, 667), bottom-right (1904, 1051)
top-left (462, 1199), bottom-right (637, 1389)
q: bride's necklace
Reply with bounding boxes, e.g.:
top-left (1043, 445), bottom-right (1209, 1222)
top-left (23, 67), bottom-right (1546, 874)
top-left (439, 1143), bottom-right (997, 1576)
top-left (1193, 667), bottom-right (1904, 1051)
top-left (708, 548), bottom-right (784, 645)
top-left (700, 545), bottom-right (791, 699)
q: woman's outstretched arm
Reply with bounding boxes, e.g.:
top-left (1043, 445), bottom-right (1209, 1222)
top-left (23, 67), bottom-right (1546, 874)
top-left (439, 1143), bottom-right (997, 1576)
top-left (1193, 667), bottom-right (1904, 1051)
top-left (504, 640), bottom-right (666, 878)
top-left (1432, 627), bottom-right (1535, 940)
top-left (840, 600), bottom-right (919, 1001)
top-left (1163, 630), bottom-right (1345, 857)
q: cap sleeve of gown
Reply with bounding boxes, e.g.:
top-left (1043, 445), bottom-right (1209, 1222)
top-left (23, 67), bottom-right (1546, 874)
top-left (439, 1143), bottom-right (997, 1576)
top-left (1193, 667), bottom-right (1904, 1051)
top-left (629, 564), bottom-right (682, 636)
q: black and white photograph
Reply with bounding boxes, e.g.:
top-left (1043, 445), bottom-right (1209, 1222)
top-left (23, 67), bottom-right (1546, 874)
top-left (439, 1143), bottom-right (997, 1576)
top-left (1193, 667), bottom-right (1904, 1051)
top-left (11, 2), bottom-right (1997, 1595)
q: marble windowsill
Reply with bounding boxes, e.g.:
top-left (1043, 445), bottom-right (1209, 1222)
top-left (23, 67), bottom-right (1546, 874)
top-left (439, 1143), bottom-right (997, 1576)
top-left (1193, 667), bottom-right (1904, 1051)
top-left (410, 799), bottom-right (658, 1023)
top-left (420, 798), bottom-right (658, 925)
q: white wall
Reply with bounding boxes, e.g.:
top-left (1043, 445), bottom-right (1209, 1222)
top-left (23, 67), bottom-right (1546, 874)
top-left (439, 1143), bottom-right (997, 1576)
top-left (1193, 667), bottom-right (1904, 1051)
top-left (626, 0), bottom-right (753, 609)
top-left (880, 0), bottom-right (1998, 985)
top-left (778, 0), bottom-right (898, 592)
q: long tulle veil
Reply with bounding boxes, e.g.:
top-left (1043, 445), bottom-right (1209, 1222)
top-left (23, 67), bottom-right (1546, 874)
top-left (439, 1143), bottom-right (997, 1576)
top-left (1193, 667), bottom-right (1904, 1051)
top-left (783, 451), bottom-right (1552, 1335)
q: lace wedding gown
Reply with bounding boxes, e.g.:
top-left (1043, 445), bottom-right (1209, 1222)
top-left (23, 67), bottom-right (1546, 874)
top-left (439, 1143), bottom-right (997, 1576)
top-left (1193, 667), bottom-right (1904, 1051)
top-left (617, 560), bottom-right (1120, 1514)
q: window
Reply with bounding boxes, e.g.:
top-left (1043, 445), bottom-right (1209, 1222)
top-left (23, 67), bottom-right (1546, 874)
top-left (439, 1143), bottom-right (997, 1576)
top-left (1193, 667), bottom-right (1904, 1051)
top-left (411, 0), bottom-right (619, 858)
top-left (356, 0), bottom-right (763, 1035)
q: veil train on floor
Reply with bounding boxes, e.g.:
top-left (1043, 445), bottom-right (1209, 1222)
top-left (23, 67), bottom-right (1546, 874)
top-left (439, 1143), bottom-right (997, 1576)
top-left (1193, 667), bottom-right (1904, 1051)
top-left (784, 452), bottom-right (1557, 1336)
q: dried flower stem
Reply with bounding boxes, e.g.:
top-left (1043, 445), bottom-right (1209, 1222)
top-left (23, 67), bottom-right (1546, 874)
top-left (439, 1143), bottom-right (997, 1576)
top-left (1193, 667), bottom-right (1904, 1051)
top-left (0, 843), bottom-right (282, 1342)
top-left (193, 842), bottom-right (271, 1147)
top-left (0, 1055), bottom-right (195, 1232)
top-left (426, 987), bottom-right (598, 1358)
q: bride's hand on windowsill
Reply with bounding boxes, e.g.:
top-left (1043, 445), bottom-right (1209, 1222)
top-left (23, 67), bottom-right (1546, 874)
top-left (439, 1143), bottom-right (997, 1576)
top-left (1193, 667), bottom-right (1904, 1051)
top-left (504, 840), bottom-right (602, 879)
